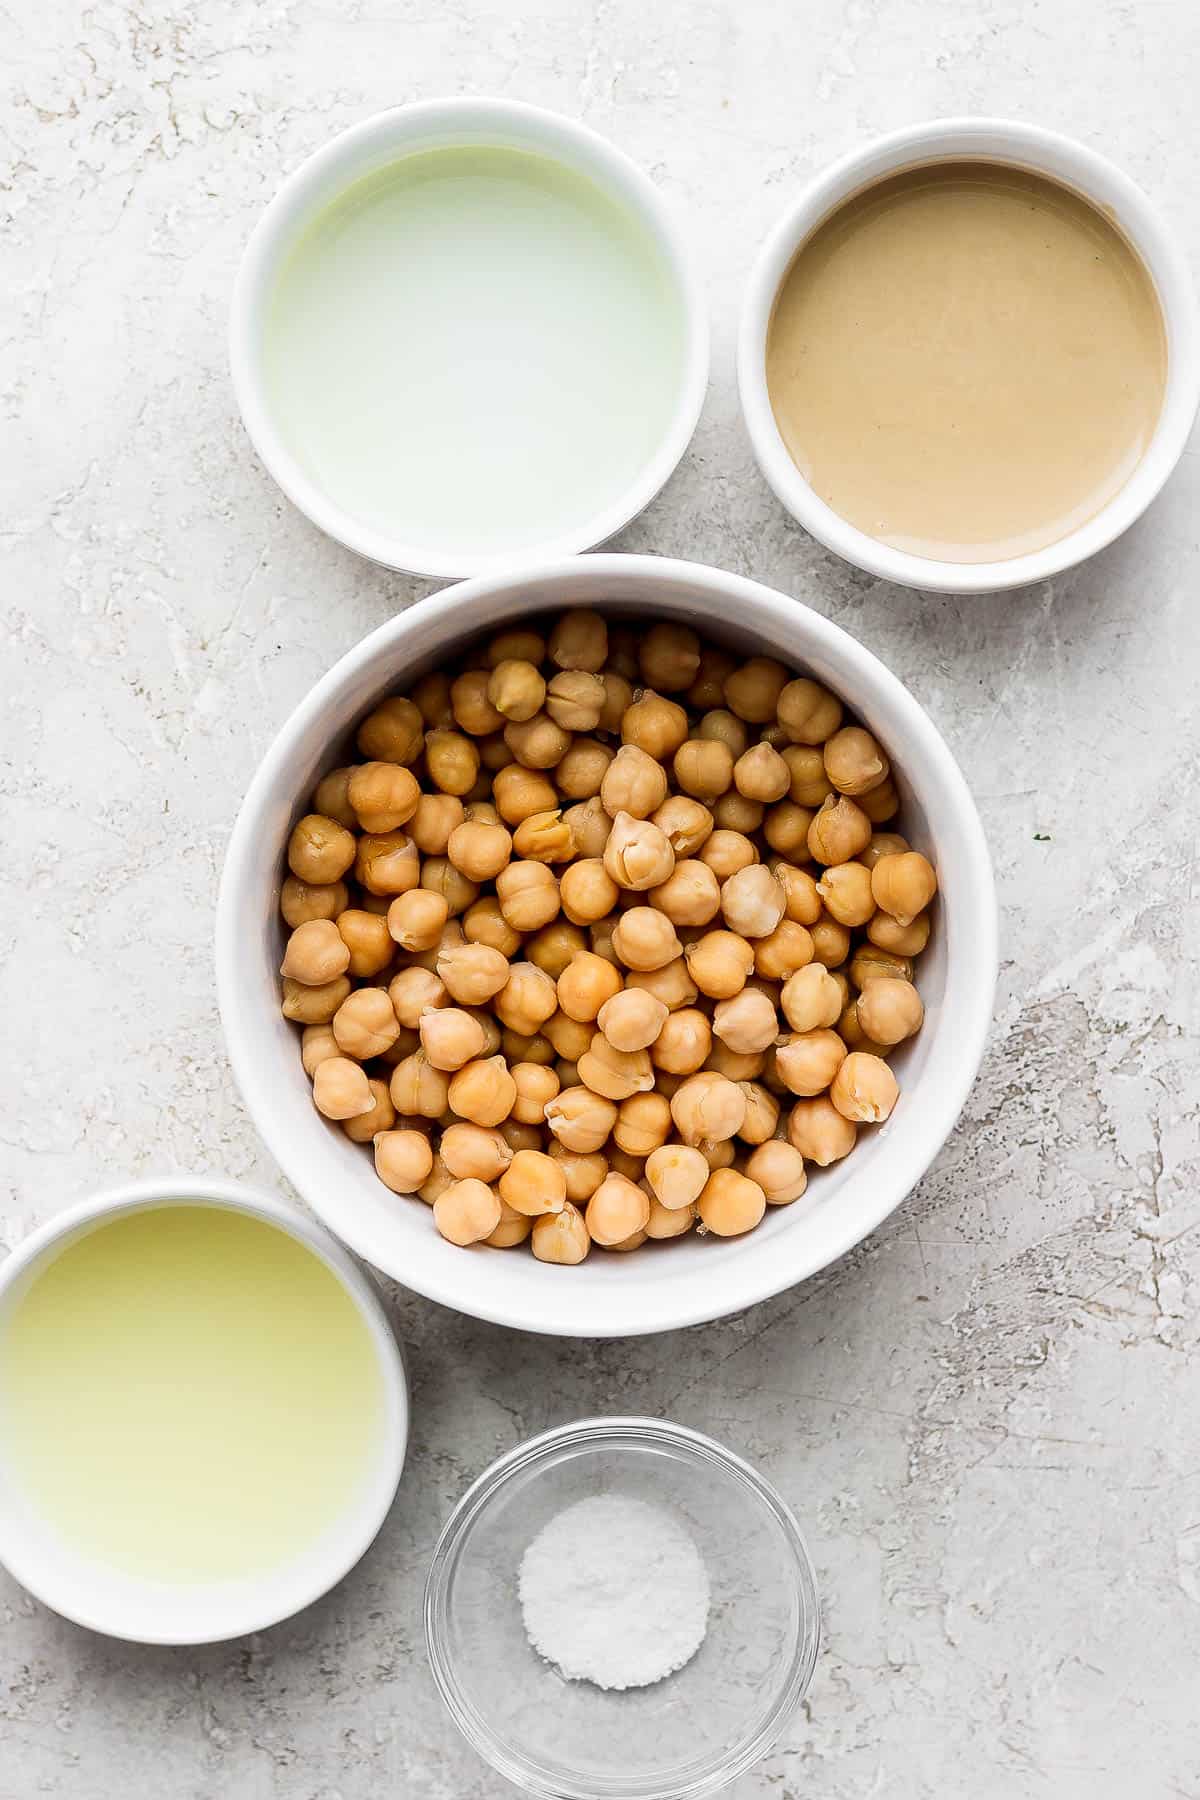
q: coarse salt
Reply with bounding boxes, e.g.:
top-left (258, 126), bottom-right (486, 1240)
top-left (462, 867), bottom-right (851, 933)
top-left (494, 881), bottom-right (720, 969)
top-left (518, 1493), bottom-right (710, 1691)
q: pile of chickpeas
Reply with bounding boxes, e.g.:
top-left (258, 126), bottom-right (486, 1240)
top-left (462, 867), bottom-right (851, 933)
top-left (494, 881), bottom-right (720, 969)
top-left (278, 612), bottom-right (937, 1263)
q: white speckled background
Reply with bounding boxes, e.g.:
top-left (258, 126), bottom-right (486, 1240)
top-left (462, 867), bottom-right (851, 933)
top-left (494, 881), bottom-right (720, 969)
top-left (3, 1), bottom-right (1199, 1795)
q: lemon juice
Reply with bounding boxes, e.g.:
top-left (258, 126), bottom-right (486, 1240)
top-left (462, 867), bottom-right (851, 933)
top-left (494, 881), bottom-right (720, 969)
top-left (0, 1205), bottom-right (386, 1584)
top-left (262, 144), bottom-right (687, 554)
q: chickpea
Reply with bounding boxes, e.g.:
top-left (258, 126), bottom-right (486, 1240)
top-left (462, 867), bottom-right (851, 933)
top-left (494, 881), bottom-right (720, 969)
top-left (388, 966), bottom-right (447, 1029)
top-left (639, 1196), bottom-right (692, 1240)
top-left (478, 733), bottom-right (514, 773)
top-left (712, 793), bottom-right (763, 834)
top-left (493, 764), bottom-right (558, 825)
top-left (418, 1154), bottom-right (455, 1205)
top-left (639, 621), bottom-right (701, 692)
top-left (562, 797), bottom-right (612, 860)
top-left (720, 865), bottom-right (785, 939)
top-left (411, 670), bottom-right (454, 730)
top-left (775, 1028), bottom-right (847, 1097)
top-left (531, 1200), bottom-right (591, 1265)
top-left (486, 628), bottom-right (545, 669)
top-left (498, 1148), bottom-right (567, 1217)
top-left (288, 814), bottom-right (357, 885)
top-left (860, 776), bottom-right (900, 824)
top-left (653, 795), bottom-right (714, 858)
top-left (526, 920), bottom-right (587, 979)
top-left (698, 1167), bottom-right (767, 1236)
top-left (808, 915), bottom-right (851, 971)
top-left (706, 1041), bottom-right (765, 1082)
top-left (586, 1173), bottom-right (650, 1246)
top-left (544, 1085), bottom-right (617, 1153)
top-left (544, 670), bottom-right (604, 733)
top-left (643, 1143), bottom-right (707, 1211)
top-left (503, 1028), bottom-right (554, 1068)
top-left (505, 711), bottom-right (571, 770)
top-left (336, 1077), bottom-right (394, 1142)
top-left (646, 859), bottom-right (721, 929)
top-left (418, 1007), bottom-right (488, 1071)
top-left (333, 987), bottom-right (401, 1060)
top-left (313, 766), bottom-right (358, 830)
top-left (673, 738), bottom-right (733, 802)
top-left (697, 709), bottom-right (749, 758)
top-left (496, 862), bottom-right (560, 932)
top-left (837, 1002), bottom-right (889, 1056)
top-left (651, 1007), bottom-right (711, 1073)
top-left (603, 813), bottom-right (675, 891)
top-left (600, 745), bottom-right (668, 821)
top-left (347, 762), bottom-right (420, 835)
top-left (557, 951), bottom-right (623, 1023)
top-left (462, 896), bottom-right (521, 959)
top-left (441, 1122), bottom-right (514, 1182)
top-left (543, 1010), bottom-right (594, 1062)
top-left (612, 1091), bottom-right (672, 1157)
top-left (549, 1143), bottom-right (608, 1204)
top-left (773, 862), bottom-right (822, 926)
top-left (357, 696), bottom-right (424, 765)
top-left (593, 668), bottom-right (630, 731)
top-left (281, 918), bottom-right (350, 986)
top-left (509, 1062), bottom-right (560, 1126)
top-left (871, 851), bottom-right (937, 927)
top-left (830, 1051), bottom-right (899, 1124)
top-left (428, 943), bottom-right (504, 1010)
top-left (807, 795), bottom-right (872, 866)
top-left (280, 876), bottom-right (350, 929)
top-left (685, 930), bottom-right (754, 1000)
top-left (560, 858), bottom-right (619, 926)
top-left (448, 1056), bottom-right (517, 1127)
top-left (822, 725), bottom-right (890, 797)
top-left (330, 909), bottom-right (391, 979)
top-left (385, 889), bottom-right (447, 955)
top-left (781, 963), bottom-right (843, 1032)
top-left (356, 831), bottom-right (420, 897)
top-left (759, 802), bottom-right (808, 860)
top-left (613, 899), bottom-right (684, 970)
top-left (282, 974), bottom-right (351, 1024)
top-left (409, 792), bottom-right (465, 856)
top-left (627, 958), bottom-right (698, 1011)
top-left (700, 1138), bottom-right (736, 1171)
top-left (712, 987), bottom-right (778, 1055)
top-left (670, 1071), bottom-right (746, 1146)
top-left (494, 963), bottom-right (558, 1037)
top-left (698, 829), bottom-right (758, 881)
top-left (513, 809), bottom-right (574, 863)
top-left (449, 670), bottom-right (504, 735)
top-left (860, 831), bottom-right (911, 871)
top-left (486, 1201), bottom-right (535, 1249)
top-left (369, 1126), bottom-right (435, 1194)
top-left (745, 1140), bottom-right (808, 1206)
top-left (487, 659), bottom-right (546, 723)
top-left (686, 646), bottom-right (737, 710)
top-left (549, 609), bottom-right (607, 672)
top-left (816, 861), bottom-right (875, 927)
top-left (781, 743), bottom-right (834, 808)
top-left (737, 1080), bottom-right (780, 1144)
top-left (434, 1178), bottom-right (503, 1247)
top-left (776, 677), bottom-right (842, 745)
top-left (415, 857), bottom-right (475, 919)
top-left (849, 943), bottom-right (914, 989)
top-left (867, 910), bottom-right (930, 957)
top-left (301, 1023), bottom-right (341, 1076)
top-left (733, 742), bottom-right (790, 803)
top-left (422, 729), bottom-right (477, 797)
top-left (556, 738), bottom-right (613, 800)
top-left (312, 1055), bottom-right (376, 1121)
top-left (856, 978), bottom-right (924, 1046)
top-left (446, 820), bottom-right (512, 883)
top-left (621, 691), bottom-right (689, 761)
top-left (787, 1094), bottom-right (857, 1165)
top-left (577, 1032), bottom-right (654, 1101)
top-left (597, 987), bottom-right (668, 1053)
top-left (723, 658), bottom-right (788, 724)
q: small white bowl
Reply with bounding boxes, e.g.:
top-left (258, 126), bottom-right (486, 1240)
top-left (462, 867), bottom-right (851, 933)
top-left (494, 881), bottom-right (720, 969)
top-left (230, 97), bottom-right (708, 580)
top-left (0, 1177), bottom-right (408, 1644)
top-left (216, 554), bottom-right (997, 1339)
top-left (738, 118), bottom-right (1200, 593)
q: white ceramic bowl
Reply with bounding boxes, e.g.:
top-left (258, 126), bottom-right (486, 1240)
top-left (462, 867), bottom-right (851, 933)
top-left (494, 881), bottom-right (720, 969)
top-left (217, 554), bottom-right (997, 1338)
top-left (738, 118), bottom-right (1200, 593)
top-left (230, 97), bottom-right (708, 580)
top-left (0, 1177), bottom-right (408, 1643)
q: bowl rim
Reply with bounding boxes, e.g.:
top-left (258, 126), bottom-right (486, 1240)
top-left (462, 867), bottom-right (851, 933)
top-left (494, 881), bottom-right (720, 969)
top-left (229, 95), bottom-right (710, 580)
top-left (422, 1415), bottom-right (821, 1800)
top-left (215, 552), bottom-right (998, 1338)
top-left (0, 1175), bottom-right (409, 1644)
top-left (737, 115), bottom-right (1200, 593)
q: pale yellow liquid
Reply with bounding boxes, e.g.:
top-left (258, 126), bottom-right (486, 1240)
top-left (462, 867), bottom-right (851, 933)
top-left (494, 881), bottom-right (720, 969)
top-left (0, 1206), bottom-right (386, 1583)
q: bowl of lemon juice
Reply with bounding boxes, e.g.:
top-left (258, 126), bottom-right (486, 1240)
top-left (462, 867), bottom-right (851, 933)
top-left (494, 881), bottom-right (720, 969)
top-left (230, 97), bottom-right (708, 578)
top-left (0, 1177), bottom-right (407, 1643)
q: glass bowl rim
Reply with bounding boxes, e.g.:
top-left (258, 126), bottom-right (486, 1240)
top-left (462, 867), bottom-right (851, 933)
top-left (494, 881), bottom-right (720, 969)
top-left (423, 1415), bottom-right (821, 1800)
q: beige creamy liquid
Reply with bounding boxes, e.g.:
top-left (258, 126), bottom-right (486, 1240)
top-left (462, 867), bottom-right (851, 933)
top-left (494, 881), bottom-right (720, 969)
top-left (766, 162), bottom-right (1167, 562)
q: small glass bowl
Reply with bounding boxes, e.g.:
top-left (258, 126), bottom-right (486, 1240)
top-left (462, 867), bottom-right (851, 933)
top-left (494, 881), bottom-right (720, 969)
top-left (424, 1417), bottom-right (820, 1799)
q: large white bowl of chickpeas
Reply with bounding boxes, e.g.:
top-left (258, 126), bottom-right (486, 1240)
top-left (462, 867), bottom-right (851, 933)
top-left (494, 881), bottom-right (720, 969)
top-left (217, 555), bottom-right (996, 1337)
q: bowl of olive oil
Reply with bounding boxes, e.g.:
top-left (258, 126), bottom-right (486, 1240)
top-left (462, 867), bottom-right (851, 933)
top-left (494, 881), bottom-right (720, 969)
top-left (0, 1177), bottom-right (407, 1643)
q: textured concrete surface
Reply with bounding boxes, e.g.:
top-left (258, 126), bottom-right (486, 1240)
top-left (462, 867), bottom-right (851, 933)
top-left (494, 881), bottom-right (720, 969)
top-left (3, 2), bottom-right (1199, 1795)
